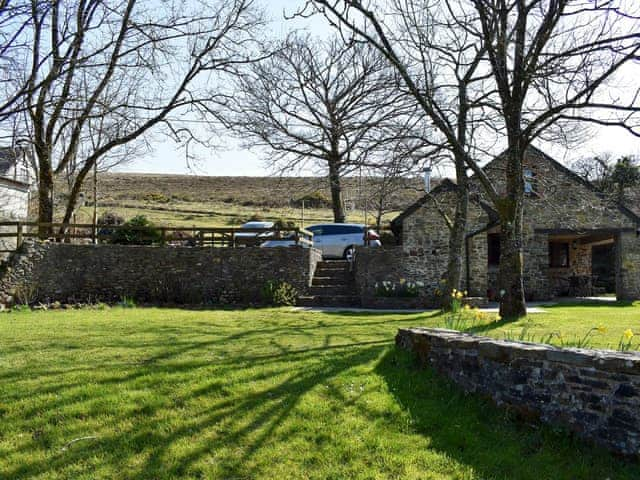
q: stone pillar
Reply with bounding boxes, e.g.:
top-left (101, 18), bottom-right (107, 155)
top-left (616, 231), bottom-right (640, 301)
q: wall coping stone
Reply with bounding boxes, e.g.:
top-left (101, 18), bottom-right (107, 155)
top-left (400, 328), bottom-right (640, 373)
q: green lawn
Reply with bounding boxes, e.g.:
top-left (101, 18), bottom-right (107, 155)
top-left (458, 300), bottom-right (640, 351)
top-left (1, 306), bottom-right (639, 479)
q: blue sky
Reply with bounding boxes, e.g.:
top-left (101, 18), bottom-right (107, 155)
top-left (120, 0), bottom-right (640, 177)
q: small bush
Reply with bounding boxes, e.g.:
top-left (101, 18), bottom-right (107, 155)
top-left (13, 282), bottom-right (38, 306)
top-left (110, 215), bottom-right (162, 245)
top-left (98, 211), bottom-right (125, 226)
top-left (261, 280), bottom-right (298, 306)
top-left (291, 191), bottom-right (331, 209)
top-left (143, 192), bottom-right (170, 203)
top-left (274, 218), bottom-right (297, 230)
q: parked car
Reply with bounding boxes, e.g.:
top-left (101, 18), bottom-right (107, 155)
top-left (261, 223), bottom-right (381, 260)
top-left (234, 221), bottom-right (275, 246)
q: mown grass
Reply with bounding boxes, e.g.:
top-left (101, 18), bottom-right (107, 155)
top-left (461, 300), bottom-right (640, 351)
top-left (1, 306), bottom-right (639, 479)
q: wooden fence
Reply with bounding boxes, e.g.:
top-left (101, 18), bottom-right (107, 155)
top-left (0, 221), bottom-right (314, 253)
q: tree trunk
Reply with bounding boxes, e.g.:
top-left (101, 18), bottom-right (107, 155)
top-left (498, 213), bottom-right (526, 318)
top-left (59, 162), bottom-right (94, 237)
top-left (497, 146), bottom-right (527, 318)
top-left (37, 159), bottom-right (54, 239)
top-left (328, 158), bottom-right (345, 223)
top-left (446, 178), bottom-right (468, 293)
top-left (441, 158), bottom-right (469, 308)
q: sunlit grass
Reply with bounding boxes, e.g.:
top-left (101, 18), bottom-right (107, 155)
top-left (462, 301), bottom-right (640, 351)
top-left (0, 306), bottom-right (638, 479)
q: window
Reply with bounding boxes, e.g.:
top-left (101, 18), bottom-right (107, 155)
top-left (321, 225), bottom-right (363, 236)
top-left (488, 233), bottom-right (501, 266)
top-left (549, 242), bottom-right (570, 268)
top-left (524, 168), bottom-right (536, 194)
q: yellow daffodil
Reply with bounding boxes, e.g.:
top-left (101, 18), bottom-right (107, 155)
top-left (596, 325), bottom-right (607, 334)
top-left (495, 314), bottom-right (502, 321)
top-left (463, 304), bottom-right (470, 310)
top-left (623, 329), bottom-right (634, 341)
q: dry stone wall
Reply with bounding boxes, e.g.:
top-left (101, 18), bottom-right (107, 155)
top-left (397, 327), bottom-right (640, 457)
top-left (353, 246), bottom-right (440, 309)
top-left (0, 241), bottom-right (320, 306)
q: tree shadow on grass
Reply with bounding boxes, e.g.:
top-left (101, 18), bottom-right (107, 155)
top-left (374, 349), bottom-right (640, 480)
top-left (2, 339), bottom-right (390, 480)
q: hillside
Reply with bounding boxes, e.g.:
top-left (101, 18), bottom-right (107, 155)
top-left (54, 173), bottom-right (425, 229)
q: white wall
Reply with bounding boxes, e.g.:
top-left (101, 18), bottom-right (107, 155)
top-left (0, 182), bottom-right (29, 220)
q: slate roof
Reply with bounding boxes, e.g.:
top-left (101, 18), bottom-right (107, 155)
top-left (0, 147), bottom-right (30, 187)
top-left (391, 146), bottom-right (640, 228)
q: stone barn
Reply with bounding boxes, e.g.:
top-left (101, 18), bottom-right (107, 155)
top-left (389, 146), bottom-right (640, 302)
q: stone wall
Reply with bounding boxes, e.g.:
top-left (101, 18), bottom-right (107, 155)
top-left (0, 241), bottom-right (320, 306)
top-left (395, 147), bottom-right (640, 302)
top-left (353, 246), bottom-right (439, 309)
top-left (397, 327), bottom-right (640, 457)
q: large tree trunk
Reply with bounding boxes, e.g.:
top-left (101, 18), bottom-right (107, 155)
top-left (328, 158), bottom-right (346, 223)
top-left (58, 162), bottom-right (94, 238)
top-left (497, 146), bottom-right (527, 318)
top-left (446, 177), bottom-right (468, 293)
top-left (37, 157), bottom-right (54, 239)
top-left (441, 157), bottom-right (469, 308)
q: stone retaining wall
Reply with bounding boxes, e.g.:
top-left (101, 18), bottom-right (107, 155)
top-left (353, 246), bottom-right (439, 309)
top-left (396, 327), bottom-right (640, 457)
top-left (0, 241), bottom-right (320, 306)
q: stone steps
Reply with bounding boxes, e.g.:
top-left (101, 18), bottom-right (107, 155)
top-left (308, 285), bottom-right (353, 296)
top-left (297, 295), bottom-right (361, 308)
top-left (299, 260), bottom-right (359, 307)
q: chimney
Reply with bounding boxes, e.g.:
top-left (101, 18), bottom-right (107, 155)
top-left (423, 167), bottom-right (432, 193)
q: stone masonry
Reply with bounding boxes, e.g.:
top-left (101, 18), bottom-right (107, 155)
top-left (392, 146), bottom-right (640, 303)
top-left (0, 241), bottom-right (320, 306)
top-left (397, 327), bottom-right (640, 457)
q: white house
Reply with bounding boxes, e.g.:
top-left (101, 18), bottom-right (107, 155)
top-left (0, 147), bottom-right (33, 255)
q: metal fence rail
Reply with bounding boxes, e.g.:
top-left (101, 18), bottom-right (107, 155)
top-left (0, 221), bottom-right (314, 253)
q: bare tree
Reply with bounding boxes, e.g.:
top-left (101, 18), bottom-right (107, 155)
top-left (305, 0), bottom-right (640, 317)
top-left (227, 35), bottom-right (415, 223)
top-left (0, 0), bottom-right (42, 120)
top-left (573, 153), bottom-right (640, 201)
top-left (6, 0), bottom-right (265, 237)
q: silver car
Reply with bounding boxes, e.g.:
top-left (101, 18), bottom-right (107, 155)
top-left (306, 224), bottom-right (381, 260)
top-left (261, 223), bottom-right (382, 259)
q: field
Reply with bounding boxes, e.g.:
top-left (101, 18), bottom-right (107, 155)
top-left (1, 304), bottom-right (639, 479)
top-left (50, 174), bottom-right (424, 229)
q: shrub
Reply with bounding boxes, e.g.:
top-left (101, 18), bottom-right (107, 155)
top-left (143, 192), bottom-right (170, 203)
top-left (292, 191), bottom-right (331, 209)
top-left (261, 280), bottom-right (298, 306)
top-left (98, 211), bottom-right (125, 226)
top-left (274, 218), bottom-right (297, 230)
top-left (12, 281), bottom-right (38, 306)
top-left (110, 215), bottom-right (162, 245)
